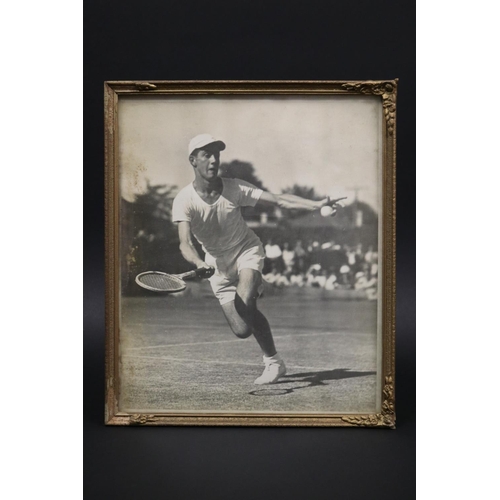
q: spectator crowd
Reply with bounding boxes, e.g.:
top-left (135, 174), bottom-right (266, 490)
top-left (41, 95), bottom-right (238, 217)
top-left (263, 239), bottom-right (378, 300)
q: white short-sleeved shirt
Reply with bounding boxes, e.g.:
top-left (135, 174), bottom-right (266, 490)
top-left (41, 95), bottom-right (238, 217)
top-left (172, 178), bottom-right (263, 259)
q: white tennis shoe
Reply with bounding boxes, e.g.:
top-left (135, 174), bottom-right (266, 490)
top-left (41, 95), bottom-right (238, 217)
top-left (254, 358), bottom-right (286, 385)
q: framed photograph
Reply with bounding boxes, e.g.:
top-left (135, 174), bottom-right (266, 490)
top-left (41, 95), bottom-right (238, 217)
top-left (104, 80), bottom-right (397, 427)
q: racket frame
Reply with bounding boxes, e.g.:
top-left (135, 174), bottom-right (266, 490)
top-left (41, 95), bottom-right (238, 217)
top-left (134, 268), bottom-right (211, 293)
top-left (135, 271), bottom-right (187, 293)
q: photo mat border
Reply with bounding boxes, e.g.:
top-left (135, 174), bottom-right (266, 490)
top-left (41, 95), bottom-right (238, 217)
top-left (104, 80), bottom-right (397, 427)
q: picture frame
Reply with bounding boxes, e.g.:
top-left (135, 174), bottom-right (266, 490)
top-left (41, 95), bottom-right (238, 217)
top-left (104, 80), bottom-right (397, 427)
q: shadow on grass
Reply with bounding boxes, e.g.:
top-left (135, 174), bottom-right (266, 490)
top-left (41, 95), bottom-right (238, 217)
top-left (249, 368), bottom-right (376, 396)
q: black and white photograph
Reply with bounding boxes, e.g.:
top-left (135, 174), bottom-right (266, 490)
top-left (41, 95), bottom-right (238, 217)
top-left (105, 81), bottom-right (396, 426)
top-left (81, 1), bottom-right (417, 496)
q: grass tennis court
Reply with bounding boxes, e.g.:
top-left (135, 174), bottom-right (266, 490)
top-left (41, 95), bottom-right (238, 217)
top-left (119, 283), bottom-right (379, 414)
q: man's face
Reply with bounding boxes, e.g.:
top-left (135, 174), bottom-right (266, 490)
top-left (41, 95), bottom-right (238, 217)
top-left (191, 145), bottom-right (221, 180)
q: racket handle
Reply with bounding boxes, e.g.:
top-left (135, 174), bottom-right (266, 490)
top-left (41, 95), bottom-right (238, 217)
top-left (179, 267), bottom-right (215, 280)
top-left (195, 267), bottom-right (215, 279)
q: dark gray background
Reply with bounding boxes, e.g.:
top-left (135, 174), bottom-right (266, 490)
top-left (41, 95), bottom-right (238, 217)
top-left (84, 1), bottom-right (415, 498)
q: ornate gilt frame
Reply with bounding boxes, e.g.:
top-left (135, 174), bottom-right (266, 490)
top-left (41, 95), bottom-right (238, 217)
top-left (104, 80), bottom-right (397, 427)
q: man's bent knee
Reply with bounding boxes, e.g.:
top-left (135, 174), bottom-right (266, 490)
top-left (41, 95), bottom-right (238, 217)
top-left (221, 300), bottom-right (254, 339)
top-left (230, 323), bottom-right (253, 339)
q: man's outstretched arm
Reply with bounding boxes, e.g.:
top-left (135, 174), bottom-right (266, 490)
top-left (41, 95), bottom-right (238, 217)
top-left (257, 191), bottom-right (346, 211)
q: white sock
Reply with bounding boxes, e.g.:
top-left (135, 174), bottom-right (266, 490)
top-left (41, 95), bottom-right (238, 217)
top-left (263, 353), bottom-right (281, 364)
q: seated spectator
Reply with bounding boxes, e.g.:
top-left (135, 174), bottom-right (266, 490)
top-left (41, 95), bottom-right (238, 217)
top-left (265, 239), bottom-right (282, 259)
top-left (346, 246), bottom-right (362, 275)
top-left (314, 270), bottom-right (328, 288)
top-left (264, 239), bottom-right (283, 273)
top-left (370, 252), bottom-right (378, 279)
top-left (339, 264), bottom-right (351, 286)
top-left (354, 271), bottom-right (369, 290)
top-left (365, 245), bottom-right (375, 264)
top-left (324, 272), bottom-right (338, 290)
top-left (264, 264), bottom-right (280, 285)
top-left (305, 264), bottom-right (324, 287)
top-left (365, 278), bottom-right (378, 301)
top-left (264, 263), bottom-right (289, 288)
top-left (345, 245), bottom-right (355, 264)
top-left (293, 240), bottom-right (307, 274)
top-left (330, 244), bottom-right (348, 276)
top-left (282, 241), bottom-right (295, 274)
top-left (275, 273), bottom-right (291, 288)
top-left (290, 273), bottom-right (305, 287)
top-left (354, 271), bottom-right (378, 300)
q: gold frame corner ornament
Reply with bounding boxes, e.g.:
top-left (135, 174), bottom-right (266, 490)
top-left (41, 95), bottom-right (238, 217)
top-left (341, 375), bottom-right (396, 428)
top-left (342, 80), bottom-right (397, 136)
top-left (104, 80), bottom-right (397, 428)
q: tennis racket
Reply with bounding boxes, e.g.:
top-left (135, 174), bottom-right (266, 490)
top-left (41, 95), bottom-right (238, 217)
top-left (135, 267), bottom-right (215, 293)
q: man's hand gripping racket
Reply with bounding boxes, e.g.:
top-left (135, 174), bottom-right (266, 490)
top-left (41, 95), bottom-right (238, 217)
top-left (135, 266), bottom-right (215, 293)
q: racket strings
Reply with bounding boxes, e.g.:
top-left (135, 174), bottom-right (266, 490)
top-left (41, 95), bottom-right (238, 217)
top-left (137, 273), bottom-right (184, 291)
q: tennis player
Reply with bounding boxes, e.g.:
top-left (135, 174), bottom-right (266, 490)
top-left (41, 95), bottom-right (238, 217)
top-left (172, 134), bottom-right (340, 384)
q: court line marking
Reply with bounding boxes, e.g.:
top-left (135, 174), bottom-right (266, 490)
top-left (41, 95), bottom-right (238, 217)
top-left (123, 323), bottom-right (351, 331)
top-left (124, 324), bottom-right (212, 329)
top-left (125, 330), bottom-right (371, 351)
top-left (121, 354), bottom-right (352, 372)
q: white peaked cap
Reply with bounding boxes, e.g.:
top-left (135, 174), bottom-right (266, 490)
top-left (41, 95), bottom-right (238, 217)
top-left (188, 134), bottom-right (226, 156)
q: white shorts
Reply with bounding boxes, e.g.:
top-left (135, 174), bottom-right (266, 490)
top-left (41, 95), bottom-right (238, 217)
top-left (205, 241), bottom-right (265, 305)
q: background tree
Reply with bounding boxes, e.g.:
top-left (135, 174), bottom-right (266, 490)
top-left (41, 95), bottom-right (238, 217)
top-left (281, 184), bottom-right (325, 218)
top-left (282, 184), bottom-right (324, 201)
top-left (121, 181), bottom-right (189, 294)
top-left (219, 160), bottom-right (266, 189)
top-left (131, 182), bottom-right (178, 241)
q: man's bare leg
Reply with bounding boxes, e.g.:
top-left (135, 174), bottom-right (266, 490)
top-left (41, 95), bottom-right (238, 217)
top-left (220, 269), bottom-right (276, 355)
top-left (220, 269), bottom-right (285, 384)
